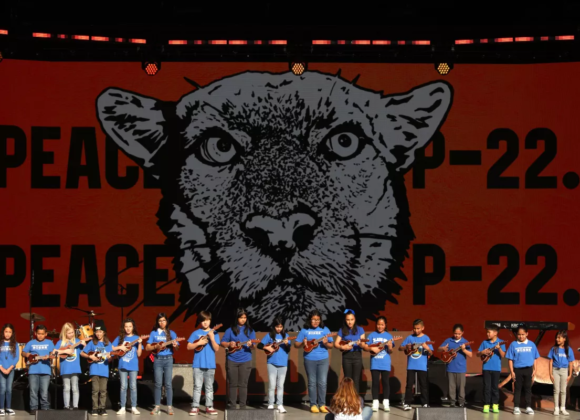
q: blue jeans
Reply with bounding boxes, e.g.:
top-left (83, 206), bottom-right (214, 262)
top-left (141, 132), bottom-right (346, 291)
top-left (192, 368), bottom-right (215, 408)
top-left (153, 356), bottom-right (173, 406)
top-left (62, 374), bottom-right (79, 408)
top-left (29, 374), bottom-right (50, 410)
top-left (120, 370), bottom-right (138, 408)
top-left (267, 365), bottom-right (287, 406)
top-left (325, 407), bottom-right (373, 420)
top-left (304, 358), bottom-right (329, 407)
top-left (0, 370), bottom-right (14, 409)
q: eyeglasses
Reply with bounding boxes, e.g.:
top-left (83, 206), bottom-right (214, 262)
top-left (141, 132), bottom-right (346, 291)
top-left (344, 309), bottom-right (355, 315)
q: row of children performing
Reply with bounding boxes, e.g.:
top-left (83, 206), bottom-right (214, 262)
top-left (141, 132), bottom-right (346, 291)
top-left (0, 309), bottom-right (575, 418)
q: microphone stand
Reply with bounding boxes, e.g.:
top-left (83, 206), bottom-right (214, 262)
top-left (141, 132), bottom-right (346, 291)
top-left (29, 271), bottom-right (34, 341)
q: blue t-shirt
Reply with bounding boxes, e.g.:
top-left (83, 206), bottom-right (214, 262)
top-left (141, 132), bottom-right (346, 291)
top-left (83, 340), bottom-right (113, 377)
top-left (367, 331), bottom-right (393, 371)
top-left (548, 347), bottom-right (575, 369)
top-left (55, 339), bottom-right (83, 375)
top-left (188, 329), bottom-right (220, 369)
top-left (260, 333), bottom-right (292, 367)
top-left (505, 340), bottom-right (540, 368)
top-left (400, 335), bottom-right (433, 371)
top-left (147, 330), bottom-right (178, 357)
top-left (338, 326), bottom-right (365, 353)
top-left (296, 327), bottom-right (334, 361)
top-left (112, 335), bottom-right (140, 372)
top-left (478, 339), bottom-right (506, 371)
top-left (441, 337), bottom-right (472, 373)
top-left (0, 341), bottom-right (20, 370)
top-left (24, 339), bottom-right (55, 375)
top-left (222, 326), bottom-right (256, 363)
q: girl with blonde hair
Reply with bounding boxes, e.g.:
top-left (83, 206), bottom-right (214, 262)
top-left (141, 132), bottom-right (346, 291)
top-left (55, 322), bottom-right (85, 410)
top-left (326, 377), bottom-right (372, 420)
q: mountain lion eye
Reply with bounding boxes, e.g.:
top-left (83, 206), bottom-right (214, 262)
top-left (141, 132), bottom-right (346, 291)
top-left (199, 136), bottom-right (238, 165)
top-left (325, 132), bottom-right (362, 159)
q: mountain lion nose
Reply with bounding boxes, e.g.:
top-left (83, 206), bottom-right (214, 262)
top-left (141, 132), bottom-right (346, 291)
top-left (243, 212), bottom-right (317, 259)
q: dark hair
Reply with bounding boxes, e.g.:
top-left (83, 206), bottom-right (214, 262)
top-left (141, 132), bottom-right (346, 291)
top-left (342, 311), bottom-right (359, 337)
top-left (232, 308), bottom-right (254, 336)
top-left (487, 325), bottom-right (499, 333)
top-left (269, 317), bottom-right (286, 342)
top-left (553, 330), bottom-right (570, 358)
top-left (453, 324), bottom-right (464, 332)
top-left (376, 316), bottom-right (387, 326)
top-left (2, 324), bottom-right (16, 357)
top-left (36, 324), bottom-right (47, 333)
top-left (413, 319), bottom-right (424, 327)
top-left (92, 329), bottom-right (110, 346)
top-left (303, 309), bottom-right (325, 329)
top-left (119, 318), bottom-right (139, 342)
top-left (152, 312), bottom-right (171, 339)
top-left (516, 323), bottom-right (528, 334)
top-left (197, 311), bottom-right (212, 326)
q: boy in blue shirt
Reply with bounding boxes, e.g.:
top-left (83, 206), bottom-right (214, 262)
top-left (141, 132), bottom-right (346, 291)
top-left (399, 319), bottom-right (434, 410)
top-left (187, 311), bottom-right (220, 416)
top-left (505, 324), bottom-right (540, 415)
top-left (476, 324), bottom-right (506, 414)
top-left (438, 324), bottom-right (472, 408)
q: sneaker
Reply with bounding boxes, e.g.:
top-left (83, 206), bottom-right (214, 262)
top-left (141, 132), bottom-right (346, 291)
top-left (101, 408), bottom-right (109, 416)
top-left (90, 410), bottom-right (98, 416)
top-left (278, 406), bottom-right (287, 414)
top-left (561, 408), bottom-right (570, 416)
top-left (267, 405), bottom-right (274, 410)
top-left (310, 406), bottom-right (319, 413)
top-left (5, 409), bottom-right (14, 416)
top-left (403, 404), bottom-right (412, 411)
top-left (423, 404), bottom-right (430, 408)
top-left (150, 407), bottom-right (160, 415)
top-left (458, 404), bottom-right (465, 408)
top-left (372, 400), bottom-right (379, 412)
top-left (64, 407), bottom-right (70, 411)
top-left (319, 406), bottom-right (329, 413)
top-left (525, 407), bottom-right (534, 415)
top-left (554, 408), bottom-right (560, 415)
top-left (514, 407), bottom-right (521, 415)
top-left (167, 406), bottom-right (174, 416)
top-left (117, 408), bottom-right (126, 415)
top-left (0, 409), bottom-right (5, 417)
top-left (188, 408), bottom-right (199, 416)
top-left (493, 404), bottom-right (500, 413)
top-left (131, 408), bottom-right (140, 415)
top-left (206, 408), bottom-right (218, 416)
top-left (383, 399), bottom-right (390, 412)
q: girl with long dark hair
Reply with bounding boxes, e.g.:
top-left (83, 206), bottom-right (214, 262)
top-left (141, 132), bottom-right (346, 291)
top-left (112, 318), bottom-right (143, 415)
top-left (81, 325), bottom-right (113, 416)
top-left (334, 309), bottom-right (365, 393)
top-left (548, 330), bottom-right (574, 416)
top-left (0, 324), bottom-right (18, 416)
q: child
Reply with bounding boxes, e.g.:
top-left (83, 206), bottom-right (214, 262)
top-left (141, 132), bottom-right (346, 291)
top-left (257, 317), bottom-right (292, 414)
top-left (111, 318), bottom-right (143, 415)
top-left (399, 319), bottom-right (433, 410)
top-left (477, 324), bottom-right (506, 413)
top-left (548, 330), bottom-right (574, 416)
top-left (82, 325), bottom-right (113, 416)
top-left (187, 311), bottom-right (220, 416)
top-left (438, 324), bottom-right (472, 408)
top-left (334, 309), bottom-right (365, 393)
top-left (360, 316), bottom-right (393, 412)
top-left (55, 322), bottom-right (86, 410)
top-left (505, 323), bottom-right (540, 415)
top-left (0, 323), bottom-right (19, 416)
top-left (326, 377), bottom-right (372, 420)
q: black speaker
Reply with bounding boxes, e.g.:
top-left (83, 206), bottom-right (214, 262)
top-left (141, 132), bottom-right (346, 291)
top-left (225, 408), bottom-right (276, 419)
top-left (413, 407), bottom-right (467, 420)
top-left (36, 410), bottom-right (87, 420)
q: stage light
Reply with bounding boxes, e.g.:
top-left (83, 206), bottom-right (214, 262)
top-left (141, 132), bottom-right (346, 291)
top-left (435, 62), bottom-right (453, 75)
top-left (290, 62), bottom-right (307, 75)
top-left (142, 61), bottom-right (161, 76)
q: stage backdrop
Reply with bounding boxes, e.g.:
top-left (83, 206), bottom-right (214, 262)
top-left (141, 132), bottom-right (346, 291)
top-left (1, 60), bottom-right (579, 393)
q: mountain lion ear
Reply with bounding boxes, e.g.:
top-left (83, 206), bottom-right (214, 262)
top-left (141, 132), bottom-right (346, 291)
top-left (379, 81), bottom-right (453, 171)
top-left (96, 88), bottom-right (170, 171)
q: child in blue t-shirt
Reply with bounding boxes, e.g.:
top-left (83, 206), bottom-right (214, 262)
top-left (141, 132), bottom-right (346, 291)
top-left (361, 316), bottom-right (395, 412)
top-left (505, 324), bottom-right (540, 415)
top-left (548, 330), bottom-right (575, 416)
top-left (55, 322), bottom-right (86, 410)
top-left (0, 323), bottom-right (20, 416)
top-left (295, 309), bottom-right (334, 414)
top-left (187, 311), bottom-right (220, 416)
top-left (111, 318), bottom-right (143, 415)
top-left (81, 325), bottom-right (113, 416)
top-left (257, 317), bottom-right (293, 414)
top-left (334, 309), bottom-right (366, 394)
top-left (476, 324), bottom-right (506, 413)
top-left (438, 324), bottom-right (472, 408)
top-left (220, 308), bottom-right (256, 410)
top-left (399, 319), bottom-right (433, 410)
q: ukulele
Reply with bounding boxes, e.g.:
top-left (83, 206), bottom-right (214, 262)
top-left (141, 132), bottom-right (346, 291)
top-left (440, 341), bottom-right (474, 363)
top-left (58, 340), bottom-right (86, 359)
top-left (368, 336), bottom-right (403, 354)
top-left (263, 336), bottom-right (298, 356)
top-left (192, 324), bottom-right (223, 353)
top-left (303, 333), bottom-right (338, 353)
top-left (480, 340), bottom-right (509, 363)
top-left (226, 339), bottom-right (261, 354)
top-left (86, 350), bottom-right (123, 364)
top-left (116, 335), bottom-right (150, 357)
top-left (150, 337), bottom-right (186, 355)
top-left (403, 340), bottom-right (435, 356)
top-left (26, 353), bottom-right (57, 366)
top-left (340, 339), bottom-right (370, 353)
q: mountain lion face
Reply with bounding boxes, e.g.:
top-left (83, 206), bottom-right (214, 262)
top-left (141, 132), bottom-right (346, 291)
top-left (97, 71), bottom-right (453, 330)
